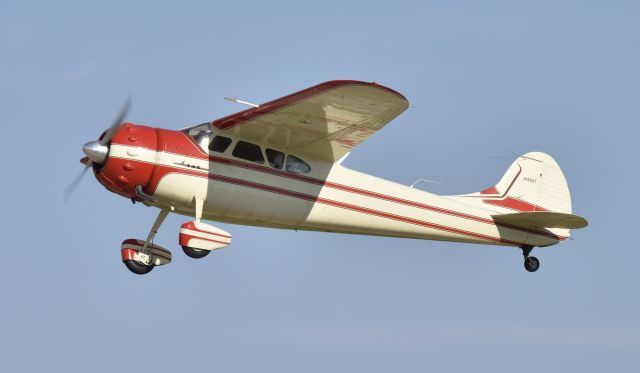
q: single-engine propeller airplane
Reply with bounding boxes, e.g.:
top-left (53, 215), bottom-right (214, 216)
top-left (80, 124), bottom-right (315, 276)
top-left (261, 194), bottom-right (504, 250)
top-left (68, 80), bottom-right (588, 275)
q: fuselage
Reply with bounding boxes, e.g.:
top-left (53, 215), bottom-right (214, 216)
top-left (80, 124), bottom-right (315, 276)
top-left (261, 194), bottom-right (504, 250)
top-left (93, 124), bottom-right (562, 248)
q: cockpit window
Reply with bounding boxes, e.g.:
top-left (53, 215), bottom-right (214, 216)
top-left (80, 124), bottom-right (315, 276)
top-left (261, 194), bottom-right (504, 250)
top-left (266, 148), bottom-right (285, 169)
top-left (185, 123), bottom-right (210, 137)
top-left (232, 141), bottom-right (264, 164)
top-left (185, 123), bottom-right (212, 151)
top-left (209, 136), bottom-right (232, 153)
top-left (193, 131), bottom-right (211, 150)
top-left (285, 155), bottom-right (311, 174)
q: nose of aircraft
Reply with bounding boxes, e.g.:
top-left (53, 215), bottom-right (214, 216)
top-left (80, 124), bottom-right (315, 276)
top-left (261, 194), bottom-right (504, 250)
top-left (82, 140), bottom-right (109, 165)
top-left (64, 99), bottom-right (131, 201)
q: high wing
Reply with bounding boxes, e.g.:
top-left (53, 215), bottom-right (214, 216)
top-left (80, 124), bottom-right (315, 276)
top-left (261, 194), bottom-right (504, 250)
top-left (210, 80), bottom-right (409, 162)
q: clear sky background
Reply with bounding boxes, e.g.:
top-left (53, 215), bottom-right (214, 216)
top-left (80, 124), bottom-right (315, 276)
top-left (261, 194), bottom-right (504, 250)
top-left (1, 0), bottom-right (638, 371)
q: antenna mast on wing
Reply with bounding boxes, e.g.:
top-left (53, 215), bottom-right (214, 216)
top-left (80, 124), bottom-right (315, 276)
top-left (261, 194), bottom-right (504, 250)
top-left (224, 96), bottom-right (260, 108)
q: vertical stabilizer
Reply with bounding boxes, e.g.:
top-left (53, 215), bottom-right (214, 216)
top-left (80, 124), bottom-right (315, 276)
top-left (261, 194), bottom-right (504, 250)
top-left (452, 152), bottom-right (573, 214)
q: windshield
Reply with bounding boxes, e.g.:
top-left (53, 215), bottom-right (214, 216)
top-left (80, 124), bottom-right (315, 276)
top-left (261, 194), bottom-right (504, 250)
top-left (184, 123), bottom-right (211, 151)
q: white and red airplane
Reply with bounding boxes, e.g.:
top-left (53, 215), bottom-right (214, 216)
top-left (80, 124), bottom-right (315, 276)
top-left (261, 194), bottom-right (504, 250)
top-left (68, 80), bottom-right (587, 275)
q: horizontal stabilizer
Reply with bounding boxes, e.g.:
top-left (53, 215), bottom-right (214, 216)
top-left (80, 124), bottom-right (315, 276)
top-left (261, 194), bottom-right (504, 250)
top-left (493, 212), bottom-right (588, 229)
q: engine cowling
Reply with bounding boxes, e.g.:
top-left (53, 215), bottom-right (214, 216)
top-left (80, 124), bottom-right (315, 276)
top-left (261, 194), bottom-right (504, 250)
top-left (94, 123), bottom-right (157, 199)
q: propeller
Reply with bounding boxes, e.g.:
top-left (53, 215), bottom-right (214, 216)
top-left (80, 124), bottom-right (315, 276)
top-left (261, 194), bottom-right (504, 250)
top-left (100, 97), bottom-right (131, 146)
top-left (63, 164), bottom-right (92, 202)
top-left (64, 98), bottom-right (132, 202)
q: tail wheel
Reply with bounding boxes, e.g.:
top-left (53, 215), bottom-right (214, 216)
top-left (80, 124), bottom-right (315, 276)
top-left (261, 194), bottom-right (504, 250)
top-left (123, 259), bottom-right (155, 275)
top-left (524, 256), bottom-right (540, 272)
top-left (182, 246), bottom-right (211, 259)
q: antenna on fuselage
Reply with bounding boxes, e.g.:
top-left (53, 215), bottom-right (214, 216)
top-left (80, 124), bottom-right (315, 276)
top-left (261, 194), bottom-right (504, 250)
top-left (410, 178), bottom-right (443, 188)
top-left (224, 96), bottom-right (260, 108)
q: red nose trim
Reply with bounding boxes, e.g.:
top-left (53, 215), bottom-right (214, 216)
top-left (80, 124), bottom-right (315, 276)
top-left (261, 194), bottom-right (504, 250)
top-left (94, 123), bottom-right (157, 199)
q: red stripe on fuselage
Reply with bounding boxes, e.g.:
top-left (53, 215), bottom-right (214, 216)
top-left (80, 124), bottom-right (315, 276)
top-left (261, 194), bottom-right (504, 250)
top-left (484, 197), bottom-right (549, 212)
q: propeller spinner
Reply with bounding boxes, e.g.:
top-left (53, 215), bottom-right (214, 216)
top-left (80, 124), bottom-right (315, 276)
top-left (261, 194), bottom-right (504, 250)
top-left (82, 140), bottom-right (109, 165)
top-left (64, 98), bottom-right (132, 201)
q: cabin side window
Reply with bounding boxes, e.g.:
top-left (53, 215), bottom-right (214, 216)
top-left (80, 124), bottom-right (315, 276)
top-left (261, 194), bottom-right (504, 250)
top-left (266, 148), bottom-right (285, 169)
top-left (285, 155), bottom-right (311, 174)
top-left (232, 141), bottom-right (265, 164)
top-left (209, 136), bottom-right (232, 153)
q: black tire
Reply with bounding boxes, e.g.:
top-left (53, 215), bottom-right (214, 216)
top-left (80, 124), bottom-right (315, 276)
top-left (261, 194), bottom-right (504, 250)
top-left (524, 256), bottom-right (540, 272)
top-left (182, 246), bottom-right (211, 259)
top-left (123, 259), bottom-right (154, 275)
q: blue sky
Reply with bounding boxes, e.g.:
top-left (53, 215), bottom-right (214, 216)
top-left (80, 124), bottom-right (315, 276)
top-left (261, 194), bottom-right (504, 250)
top-left (1, 0), bottom-right (638, 371)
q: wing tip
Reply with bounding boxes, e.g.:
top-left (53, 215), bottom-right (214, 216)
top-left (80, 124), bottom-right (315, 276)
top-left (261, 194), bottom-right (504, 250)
top-left (320, 79), bottom-right (408, 101)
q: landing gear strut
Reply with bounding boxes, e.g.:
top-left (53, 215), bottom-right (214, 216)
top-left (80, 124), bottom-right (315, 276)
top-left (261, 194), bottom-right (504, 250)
top-left (521, 245), bottom-right (540, 273)
top-left (182, 198), bottom-right (210, 260)
top-left (178, 197), bottom-right (229, 259)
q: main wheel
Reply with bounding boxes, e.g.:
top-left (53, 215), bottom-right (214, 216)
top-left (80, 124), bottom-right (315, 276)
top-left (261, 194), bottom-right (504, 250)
top-left (182, 246), bottom-right (211, 259)
top-left (123, 259), bottom-right (154, 275)
top-left (524, 256), bottom-right (540, 272)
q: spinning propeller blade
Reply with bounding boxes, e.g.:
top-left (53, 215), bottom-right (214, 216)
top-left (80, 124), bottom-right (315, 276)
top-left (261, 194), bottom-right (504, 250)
top-left (64, 164), bottom-right (91, 202)
top-left (100, 97), bottom-right (131, 146)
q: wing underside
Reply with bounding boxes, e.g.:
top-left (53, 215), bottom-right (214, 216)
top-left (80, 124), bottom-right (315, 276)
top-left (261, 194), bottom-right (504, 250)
top-left (210, 80), bottom-right (409, 162)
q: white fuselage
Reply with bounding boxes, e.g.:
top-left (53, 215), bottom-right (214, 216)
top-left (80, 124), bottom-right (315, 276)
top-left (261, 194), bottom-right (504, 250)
top-left (109, 136), bottom-right (560, 248)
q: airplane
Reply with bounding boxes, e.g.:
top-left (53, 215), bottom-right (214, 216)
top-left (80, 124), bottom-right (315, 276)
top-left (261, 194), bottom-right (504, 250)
top-left (67, 80), bottom-right (588, 275)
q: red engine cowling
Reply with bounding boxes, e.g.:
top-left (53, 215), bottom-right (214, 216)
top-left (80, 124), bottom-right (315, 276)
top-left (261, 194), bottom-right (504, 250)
top-left (94, 123), bottom-right (157, 199)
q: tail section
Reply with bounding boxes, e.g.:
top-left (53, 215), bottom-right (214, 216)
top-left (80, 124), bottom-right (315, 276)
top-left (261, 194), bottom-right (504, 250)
top-left (449, 152), bottom-right (587, 244)
top-left (451, 152), bottom-right (577, 215)
top-left (476, 152), bottom-right (572, 214)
